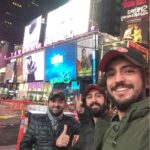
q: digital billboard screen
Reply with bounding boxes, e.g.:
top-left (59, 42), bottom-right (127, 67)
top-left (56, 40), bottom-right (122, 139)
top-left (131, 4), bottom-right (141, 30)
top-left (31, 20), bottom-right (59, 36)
top-left (120, 0), bottom-right (149, 43)
top-left (77, 36), bottom-right (96, 78)
top-left (45, 42), bottom-right (77, 83)
top-left (16, 57), bottom-right (23, 83)
top-left (5, 62), bottom-right (15, 82)
top-left (22, 15), bottom-right (42, 52)
top-left (44, 0), bottom-right (91, 46)
top-left (23, 50), bottom-right (44, 82)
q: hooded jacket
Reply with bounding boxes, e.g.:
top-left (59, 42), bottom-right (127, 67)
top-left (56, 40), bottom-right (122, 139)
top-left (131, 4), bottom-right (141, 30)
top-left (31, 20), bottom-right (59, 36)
top-left (98, 97), bottom-right (150, 150)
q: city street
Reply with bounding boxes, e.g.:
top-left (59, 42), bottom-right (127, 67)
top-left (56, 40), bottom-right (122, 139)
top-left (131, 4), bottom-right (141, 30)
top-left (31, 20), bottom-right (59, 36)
top-left (0, 102), bottom-right (21, 149)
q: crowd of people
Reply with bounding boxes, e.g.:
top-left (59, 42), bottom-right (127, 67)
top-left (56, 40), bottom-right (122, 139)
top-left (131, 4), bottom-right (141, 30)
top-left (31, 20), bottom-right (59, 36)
top-left (20, 46), bottom-right (149, 150)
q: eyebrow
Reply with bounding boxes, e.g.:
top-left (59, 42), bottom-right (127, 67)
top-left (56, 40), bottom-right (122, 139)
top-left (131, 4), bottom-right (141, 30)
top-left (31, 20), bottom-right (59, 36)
top-left (106, 64), bottom-right (137, 72)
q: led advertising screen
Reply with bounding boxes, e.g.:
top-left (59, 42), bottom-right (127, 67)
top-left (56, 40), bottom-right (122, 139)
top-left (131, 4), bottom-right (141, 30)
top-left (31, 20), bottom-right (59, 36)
top-left (22, 15), bottom-right (42, 52)
top-left (44, 0), bottom-right (91, 46)
top-left (23, 50), bottom-right (44, 82)
top-left (120, 0), bottom-right (149, 43)
top-left (45, 42), bottom-right (77, 84)
top-left (77, 37), bottom-right (95, 78)
top-left (16, 57), bottom-right (23, 83)
top-left (0, 41), bottom-right (9, 68)
top-left (5, 62), bottom-right (15, 81)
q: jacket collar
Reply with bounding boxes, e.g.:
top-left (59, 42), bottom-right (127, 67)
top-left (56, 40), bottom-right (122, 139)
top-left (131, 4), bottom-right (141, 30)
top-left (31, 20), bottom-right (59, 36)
top-left (112, 97), bottom-right (150, 122)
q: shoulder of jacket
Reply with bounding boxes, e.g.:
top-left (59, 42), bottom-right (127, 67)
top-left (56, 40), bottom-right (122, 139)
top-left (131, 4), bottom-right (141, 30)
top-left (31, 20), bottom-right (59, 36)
top-left (31, 114), bottom-right (48, 122)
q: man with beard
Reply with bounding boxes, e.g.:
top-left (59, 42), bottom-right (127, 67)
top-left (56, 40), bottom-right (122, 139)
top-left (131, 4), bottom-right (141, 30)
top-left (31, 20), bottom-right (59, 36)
top-left (97, 47), bottom-right (149, 150)
top-left (73, 84), bottom-right (110, 150)
top-left (20, 91), bottom-right (80, 150)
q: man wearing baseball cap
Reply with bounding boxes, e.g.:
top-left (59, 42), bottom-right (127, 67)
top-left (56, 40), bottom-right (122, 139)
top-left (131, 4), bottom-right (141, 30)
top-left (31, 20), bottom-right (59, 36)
top-left (97, 47), bottom-right (149, 150)
top-left (20, 91), bottom-right (80, 150)
top-left (73, 84), bottom-right (110, 150)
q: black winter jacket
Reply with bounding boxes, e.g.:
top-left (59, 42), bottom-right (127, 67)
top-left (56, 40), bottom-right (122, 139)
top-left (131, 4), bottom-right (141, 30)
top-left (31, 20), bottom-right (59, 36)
top-left (20, 114), bottom-right (80, 150)
top-left (73, 111), bottom-right (110, 150)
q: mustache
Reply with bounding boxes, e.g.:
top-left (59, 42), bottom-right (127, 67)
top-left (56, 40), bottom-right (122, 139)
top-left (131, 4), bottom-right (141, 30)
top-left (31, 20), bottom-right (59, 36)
top-left (52, 106), bottom-right (61, 109)
top-left (111, 82), bottom-right (133, 91)
top-left (90, 102), bottom-right (101, 108)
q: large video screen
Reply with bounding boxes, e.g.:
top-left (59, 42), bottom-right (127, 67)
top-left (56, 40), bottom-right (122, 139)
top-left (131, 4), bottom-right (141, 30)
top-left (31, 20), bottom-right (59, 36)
top-left (45, 42), bottom-right (77, 83)
top-left (120, 0), bottom-right (149, 43)
top-left (22, 15), bottom-right (42, 52)
top-left (44, 0), bottom-right (91, 46)
top-left (77, 37), bottom-right (95, 78)
top-left (5, 62), bottom-right (15, 82)
top-left (23, 50), bottom-right (44, 82)
top-left (16, 57), bottom-right (23, 83)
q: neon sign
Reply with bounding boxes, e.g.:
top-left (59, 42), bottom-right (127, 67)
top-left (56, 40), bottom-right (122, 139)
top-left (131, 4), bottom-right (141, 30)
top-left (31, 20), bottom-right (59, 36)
top-left (50, 71), bottom-right (71, 87)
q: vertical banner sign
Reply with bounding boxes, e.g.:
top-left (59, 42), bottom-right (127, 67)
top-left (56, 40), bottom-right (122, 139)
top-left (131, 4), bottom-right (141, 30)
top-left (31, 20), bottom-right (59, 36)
top-left (120, 0), bottom-right (149, 44)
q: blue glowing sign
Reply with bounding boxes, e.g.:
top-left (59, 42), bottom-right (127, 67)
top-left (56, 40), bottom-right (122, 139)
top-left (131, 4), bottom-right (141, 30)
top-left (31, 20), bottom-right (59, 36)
top-left (45, 42), bottom-right (77, 82)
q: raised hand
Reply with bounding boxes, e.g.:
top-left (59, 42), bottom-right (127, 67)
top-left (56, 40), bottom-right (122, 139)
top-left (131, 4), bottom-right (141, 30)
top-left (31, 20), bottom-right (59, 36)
top-left (74, 94), bottom-right (85, 113)
top-left (56, 124), bottom-right (70, 147)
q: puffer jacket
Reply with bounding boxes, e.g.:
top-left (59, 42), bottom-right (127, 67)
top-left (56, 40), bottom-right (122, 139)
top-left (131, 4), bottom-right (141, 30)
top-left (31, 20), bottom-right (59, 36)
top-left (20, 114), bottom-right (80, 150)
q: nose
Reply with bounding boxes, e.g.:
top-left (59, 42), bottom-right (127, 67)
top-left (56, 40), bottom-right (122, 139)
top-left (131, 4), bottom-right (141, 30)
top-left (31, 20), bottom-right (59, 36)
top-left (114, 72), bottom-right (125, 83)
top-left (90, 95), bottom-right (97, 103)
top-left (53, 101), bottom-right (60, 106)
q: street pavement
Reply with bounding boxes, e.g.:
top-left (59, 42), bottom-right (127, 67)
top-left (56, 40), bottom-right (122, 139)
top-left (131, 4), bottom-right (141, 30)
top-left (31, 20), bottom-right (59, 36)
top-left (0, 145), bottom-right (16, 150)
top-left (0, 102), bottom-right (21, 148)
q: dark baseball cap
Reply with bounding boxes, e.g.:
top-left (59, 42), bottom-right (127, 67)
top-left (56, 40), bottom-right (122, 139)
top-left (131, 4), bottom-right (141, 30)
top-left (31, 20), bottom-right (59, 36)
top-left (48, 91), bottom-right (65, 102)
top-left (99, 47), bottom-right (148, 72)
top-left (84, 84), bottom-right (104, 96)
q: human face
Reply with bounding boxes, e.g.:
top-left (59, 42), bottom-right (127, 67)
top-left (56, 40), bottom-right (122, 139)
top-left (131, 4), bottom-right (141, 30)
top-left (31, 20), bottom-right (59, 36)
top-left (106, 58), bottom-right (144, 111)
top-left (48, 98), bottom-right (65, 117)
top-left (82, 49), bottom-right (86, 58)
top-left (86, 89), bottom-right (106, 117)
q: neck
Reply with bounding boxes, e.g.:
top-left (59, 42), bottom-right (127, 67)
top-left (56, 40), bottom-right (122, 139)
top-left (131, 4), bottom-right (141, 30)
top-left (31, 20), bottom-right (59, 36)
top-left (118, 111), bottom-right (125, 120)
top-left (93, 117), bottom-right (98, 124)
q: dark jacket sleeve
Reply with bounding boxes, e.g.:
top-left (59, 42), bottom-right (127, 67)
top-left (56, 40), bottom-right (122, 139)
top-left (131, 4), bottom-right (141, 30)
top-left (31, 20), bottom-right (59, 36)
top-left (78, 110), bottom-right (91, 124)
top-left (20, 117), bottom-right (37, 150)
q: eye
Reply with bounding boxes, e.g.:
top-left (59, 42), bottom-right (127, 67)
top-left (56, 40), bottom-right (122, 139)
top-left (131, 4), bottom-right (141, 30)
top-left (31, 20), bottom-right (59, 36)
top-left (124, 67), bottom-right (137, 74)
top-left (86, 95), bottom-right (92, 99)
top-left (96, 93), bottom-right (102, 98)
top-left (106, 71), bottom-right (115, 78)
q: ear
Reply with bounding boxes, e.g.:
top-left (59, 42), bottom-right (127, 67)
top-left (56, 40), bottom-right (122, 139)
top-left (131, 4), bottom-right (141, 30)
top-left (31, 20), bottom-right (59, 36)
top-left (145, 68), bottom-right (149, 89)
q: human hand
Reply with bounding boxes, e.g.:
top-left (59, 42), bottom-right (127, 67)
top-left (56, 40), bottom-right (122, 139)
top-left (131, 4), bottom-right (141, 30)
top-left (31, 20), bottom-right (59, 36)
top-left (74, 94), bottom-right (85, 113)
top-left (56, 124), bottom-right (70, 147)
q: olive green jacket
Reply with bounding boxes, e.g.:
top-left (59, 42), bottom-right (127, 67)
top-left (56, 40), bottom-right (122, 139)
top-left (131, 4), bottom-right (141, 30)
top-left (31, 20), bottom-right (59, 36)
top-left (98, 97), bottom-right (150, 150)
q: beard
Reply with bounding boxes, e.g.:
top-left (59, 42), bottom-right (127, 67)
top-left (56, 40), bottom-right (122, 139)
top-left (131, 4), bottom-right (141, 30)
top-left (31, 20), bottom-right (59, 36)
top-left (86, 102), bottom-right (106, 118)
top-left (49, 107), bottom-right (63, 117)
top-left (108, 83), bottom-right (144, 111)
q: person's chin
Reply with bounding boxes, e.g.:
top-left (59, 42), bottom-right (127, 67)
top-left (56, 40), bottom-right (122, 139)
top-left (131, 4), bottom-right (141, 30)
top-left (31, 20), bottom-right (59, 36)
top-left (52, 110), bottom-right (62, 116)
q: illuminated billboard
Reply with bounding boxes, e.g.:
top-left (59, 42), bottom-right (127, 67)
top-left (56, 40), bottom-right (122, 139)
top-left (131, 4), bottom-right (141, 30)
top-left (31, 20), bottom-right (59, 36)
top-left (120, 0), bottom-right (149, 43)
top-left (77, 36), bottom-right (96, 78)
top-left (44, 0), bottom-right (91, 46)
top-left (23, 50), bottom-right (44, 82)
top-left (45, 42), bottom-right (77, 84)
top-left (16, 57), bottom-right (23, 83)
top-left (22, 15), bottom-right (42, 52)
top-left (5, 62), bottom-right (15, 82)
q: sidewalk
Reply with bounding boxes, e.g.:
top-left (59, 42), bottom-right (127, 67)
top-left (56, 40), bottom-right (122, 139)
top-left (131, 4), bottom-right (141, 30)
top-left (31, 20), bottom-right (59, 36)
top-left (0, 145), bottom-right (16, 150)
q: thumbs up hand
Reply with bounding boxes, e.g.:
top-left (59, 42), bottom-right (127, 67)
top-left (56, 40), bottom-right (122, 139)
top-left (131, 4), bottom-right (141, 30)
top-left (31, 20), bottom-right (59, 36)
top-left (56, 124), bottom-right (70, 147)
